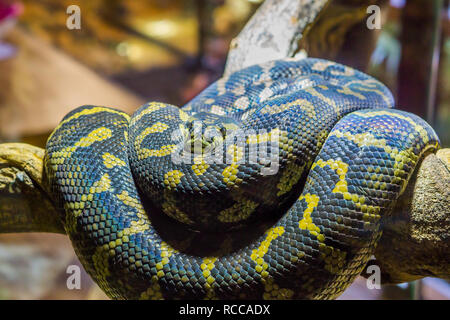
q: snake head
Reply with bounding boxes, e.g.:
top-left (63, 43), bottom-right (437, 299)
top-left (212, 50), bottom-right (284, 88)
top-left (183, 113), bottom-right (239, 156)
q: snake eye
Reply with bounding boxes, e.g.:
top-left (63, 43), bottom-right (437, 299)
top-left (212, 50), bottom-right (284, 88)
top-left (183, 113), bottom-right (239, 156)
top-left (183, 121), bottom-right (217, 155)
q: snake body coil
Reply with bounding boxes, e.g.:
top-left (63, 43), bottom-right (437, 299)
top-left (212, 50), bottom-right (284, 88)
top-left (45, 58), bottom-right (439, 299)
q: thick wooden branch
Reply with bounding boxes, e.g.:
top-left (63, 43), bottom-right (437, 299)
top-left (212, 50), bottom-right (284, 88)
top-left (224, 0), bottom-right (330, 75)
top-left (372, 149), bottom-right (450, 283)
top-left (0, 143), bottom-right (63, 234)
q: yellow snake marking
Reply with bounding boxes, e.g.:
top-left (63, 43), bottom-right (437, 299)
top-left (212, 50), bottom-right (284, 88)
top-left (329, 130), bottom-right (415, 189)
top-left (311, 61), bottom-right (355, 76)
top-left (298, 194), bottom-right (325, 242)
top-left (303, 87), bottom-right (339, 114)
top-left (276, 162), bottom-right (306, 196)
top-left (64, 173), bottom-right (112, 231)
top-left (330, 130), bottom-right (388, 151)
top-left (179, 109), bottom-right (189, 122)
top-left (223, 123), bottom-right (240, 132)
top-left (353, 110), bottom-right (430, 144)
top-left (316, 129), bottom-right (329, 151)
top-left (131, 102), bottom-right (167, 125)
top-left (140, 242), bottom-right (180, 299)
top-left (48, 107), bottom-right (129, 141)
top-left (134, 122), bottom-right (171, 158)
top-left (53, 127), bottom-right (112, 163)
top-left (115, 191), bottom-right (150, 237)
top-left (102, 153), bottom-right (126, 168)
top-left (232, 85), bottom-right (246, 96)
top-left (210, 105), bottom-right (226, 116)
top-left (298, 99), bottom-right (317, 119)
top-left (259, 87), bottom-right (274, 102)
top-left (222, 145), bottom-right (244, 186)
top-left (217, 197), bottom-right (259, 223)
top-left (135, 122), bottom-right (170, 146)
top-left (346, 84), bottom-right (392, 106)
top-left (137, 145), bottom-right (177, 160)
top-left (90, 173), bottom-right (111, 194)
top-left (251, 226), bottom-right (285, 278)
top-left (260, 98), bottom-right (316, 118)
top-left (155, 241), bottom-right (179, 277)
top-left (333, 112), bottom-right (436, 194)
top-left (204, 98), bottom-right (215, 104)
top-left (296, 169), bottom-right (349, 274)
top-left (337, 87), bottom-right (367, 100)
top-left (132, 120), bottom-right (175, 160)
top-left (222, 164), bottom-right (240, 186)
top-left (297, 191), bottom-right (350, 274)
top-left (201, 257), bottom-right (218, 299)
top-left (312, 158), bottom-right (380, 224)
top-left (93, 188), bottom-right (149, 290)
top-left (251, 226), bottom-right (294, 299)
top-left (164, 170), bottom-right (185, 189)
top-left (116, 191), bottom-right (147, 220)
top-left (192, 156), bottom-right (210, 176)
top-left (246, 128), bottom-right (284, 144)
top-left (312, 159), bottom-right (375, 216)
top-left (234, 96), bottom-right (250, 110)
top-left (118, 221), bottom-right (149, 239)
top-left (329, 129), bottom-right (410, 198)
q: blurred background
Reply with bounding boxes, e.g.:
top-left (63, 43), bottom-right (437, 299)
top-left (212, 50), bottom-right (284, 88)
top-left (0, 0), bottom-right (448, 299)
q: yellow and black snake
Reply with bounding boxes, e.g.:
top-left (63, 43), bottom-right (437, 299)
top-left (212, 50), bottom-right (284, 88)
top-left (33, 58), bottom-right (442, 299)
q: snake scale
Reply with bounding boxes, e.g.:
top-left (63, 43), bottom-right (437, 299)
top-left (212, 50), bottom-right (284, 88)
top-left (43, 58), bottom-right (440, 299)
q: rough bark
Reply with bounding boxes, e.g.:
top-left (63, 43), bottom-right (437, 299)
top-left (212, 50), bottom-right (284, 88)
top-left (224, 0), bottom-right (330, 75)
top-left (299, 0), bottom-right (389, 71)
top-left (373, 149), bottom-right (450, 283)
top-left (0, 143), bottom-right (63, 234)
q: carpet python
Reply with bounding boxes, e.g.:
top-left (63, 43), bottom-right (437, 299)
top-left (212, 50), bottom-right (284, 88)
top-left (43, 58), bottom-right (439, 299)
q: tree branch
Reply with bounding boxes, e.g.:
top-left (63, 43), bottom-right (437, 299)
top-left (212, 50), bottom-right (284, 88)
top-left (0, 143), bottom-right (63, 234)
top-left (224, 0), bottom-right (330, 75)
top-left (372, 149), bottom-right (450, 283)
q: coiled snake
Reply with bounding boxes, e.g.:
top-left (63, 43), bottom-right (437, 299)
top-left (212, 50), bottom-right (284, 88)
top-left (44, 58), bottom-right (439, 299)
